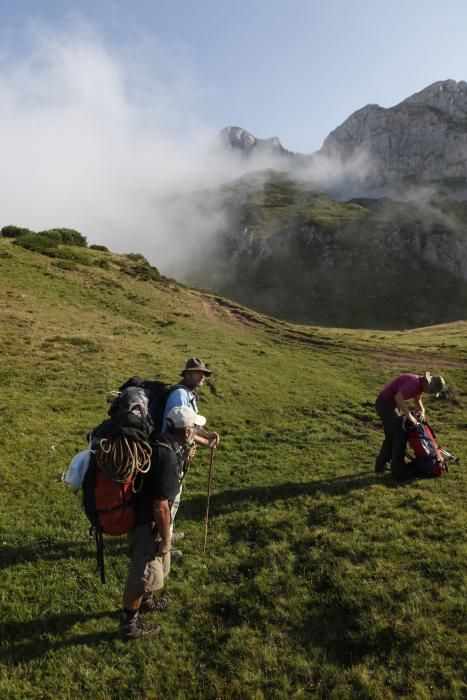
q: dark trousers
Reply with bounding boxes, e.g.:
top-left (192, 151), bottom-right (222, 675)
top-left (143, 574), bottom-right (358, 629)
top-left (375, 397), bottom-right (407, 475)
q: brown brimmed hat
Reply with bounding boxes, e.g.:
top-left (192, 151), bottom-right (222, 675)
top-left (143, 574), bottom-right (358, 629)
top-left (424, 372), bottom-right (446, 397)
top-left (181, 357), bottom-right (213, 376)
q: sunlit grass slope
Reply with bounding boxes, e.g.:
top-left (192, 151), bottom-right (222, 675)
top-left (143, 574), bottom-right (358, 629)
top-left (0, 237), bottom-right (466, 699)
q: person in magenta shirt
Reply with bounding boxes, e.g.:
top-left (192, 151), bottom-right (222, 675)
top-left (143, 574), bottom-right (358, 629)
top-left (375, 372), bottom-right (445, 476)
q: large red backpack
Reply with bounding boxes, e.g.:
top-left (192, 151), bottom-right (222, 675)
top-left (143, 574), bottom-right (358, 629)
top-left (82, 456), bottom-right (140, 536)
top-left (82, 387), bottom-right (153, 582)
top-left (405, 420), bottom-right (447, 478)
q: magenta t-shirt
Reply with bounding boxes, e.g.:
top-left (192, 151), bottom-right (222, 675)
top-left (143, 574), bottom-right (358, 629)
top-left (379, 374), bottom-right (423, 401)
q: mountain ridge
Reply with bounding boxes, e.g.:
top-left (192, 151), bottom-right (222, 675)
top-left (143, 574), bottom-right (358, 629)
top-left (221, 80), bottom-right (467, 192)
top-left (184, 170), bottom-right (467, 329)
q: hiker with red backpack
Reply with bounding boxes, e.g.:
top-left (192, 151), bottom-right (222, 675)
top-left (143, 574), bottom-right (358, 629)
top-left (374, 371), bottom-right (445, 478)
top-left (120, 405), bottom-right (207, 639)
top-left (162, 357), bottom-right (220, 558)
top-left (77, 375), bottom-right (214, 637)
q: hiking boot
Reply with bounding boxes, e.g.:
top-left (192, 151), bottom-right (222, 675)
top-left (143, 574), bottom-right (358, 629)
top-left (171, 531), bottom-right (185, 542)
top-left (171, 548), bottom-right (183, 562)
top-left (120, 612), bottom-right (161, 639)
top-left (375, 460), bottom-right (390, 473)
top-left (140, 595), bottom-right (170, 613)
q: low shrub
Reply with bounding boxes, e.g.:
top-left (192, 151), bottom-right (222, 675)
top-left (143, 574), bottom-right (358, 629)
top-left (90, 244), bottom-right (109, 252)
top-left (52, 260), bottom-right (77, 271)
top-left (121, 264), bottom-right (161, 282)
top-left (125, 252), bottom-right (148, 263)
top-left (37, 231), bottom-right (62, 244)
top-left (93, 258), bottom-right (110, 269)
top-left (37, 228), bottom-right (87, 247)
top-left (126, 263), bottom-right (161, 281)
top-left (45, 248), bottom-right (91, 266)
top-left (1, 225), bottom-right (35, 238)
top-left (14, 233), bottom-right (58, 253)
top-left (122, 253), bottom-right (161, 281)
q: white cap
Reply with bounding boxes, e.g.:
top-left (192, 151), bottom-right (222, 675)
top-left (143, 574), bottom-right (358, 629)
top-left (166, 406), bottom-right (206, 429)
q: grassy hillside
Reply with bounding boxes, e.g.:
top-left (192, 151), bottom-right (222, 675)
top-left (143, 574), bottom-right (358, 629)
top-left (0, 237), bottom-right (466, 699)
top-left (218, 170), bottom-right (367, 236)
top-left (187, 172), bottom-right (467, 329)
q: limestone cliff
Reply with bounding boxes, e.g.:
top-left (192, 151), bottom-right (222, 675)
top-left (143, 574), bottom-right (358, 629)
top-left (222, 80), bottom-right (467, 190)
top-left (220, 126), bottom-right (292, 158)
top-left (320, 80), bottom-right (467, 185)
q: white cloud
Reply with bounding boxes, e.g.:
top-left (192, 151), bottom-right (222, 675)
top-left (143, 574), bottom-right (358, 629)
top-left (0, 21), bottom-right (249, 273)
top-left (0, 19), bottom-right (381, 280)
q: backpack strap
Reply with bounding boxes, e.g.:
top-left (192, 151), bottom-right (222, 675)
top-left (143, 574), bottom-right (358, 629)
top-left (170, 383), bottom-right (198, 410)
top-left (153, 436), bottom-right (185, 478)
top-left (154, 433), bottom-right (173, 447)
top-left (92, 525), bottom-right (106, 585)
top-left (154, 435), bottom-right (180, 455)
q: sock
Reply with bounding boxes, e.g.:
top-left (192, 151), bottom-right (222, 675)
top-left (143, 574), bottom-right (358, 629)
top-left (123, 608), bottom-right (138, 620)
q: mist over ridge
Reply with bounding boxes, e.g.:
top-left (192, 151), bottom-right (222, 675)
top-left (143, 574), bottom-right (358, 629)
top-left (2, 21), bottom-right (467, 329)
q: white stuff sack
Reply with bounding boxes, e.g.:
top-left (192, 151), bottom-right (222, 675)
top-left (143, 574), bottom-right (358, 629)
top-left (63, 449), bottom-right (93, 489)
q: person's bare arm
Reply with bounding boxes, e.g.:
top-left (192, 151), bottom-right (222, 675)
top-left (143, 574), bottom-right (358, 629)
top-left (195, 427), bottom-right (220, 448)
top-left (153, 499), bottom-right (171, 555)
top-left (394, 391), bottom-right (417, 423)
top-left (413, 394), bottom-right (425, 420)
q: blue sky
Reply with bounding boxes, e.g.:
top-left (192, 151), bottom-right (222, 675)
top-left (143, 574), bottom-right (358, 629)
top-left (1, 0), bottom-right (466, 270)
top-left (2, 0), bottom-right (467, 152)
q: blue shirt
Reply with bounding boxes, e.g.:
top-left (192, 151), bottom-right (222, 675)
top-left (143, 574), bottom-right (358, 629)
top-left (162, 384), bottom-right (198, 431)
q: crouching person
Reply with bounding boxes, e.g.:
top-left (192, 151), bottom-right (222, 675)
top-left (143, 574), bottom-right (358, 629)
top-left (374, 371), bottom-right (445, 478)
top-left (120, 405), bottom-right (207, 638)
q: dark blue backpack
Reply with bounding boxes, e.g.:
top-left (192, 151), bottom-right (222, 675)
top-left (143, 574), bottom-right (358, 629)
top-left (108, 376), bottom-right (183, 431)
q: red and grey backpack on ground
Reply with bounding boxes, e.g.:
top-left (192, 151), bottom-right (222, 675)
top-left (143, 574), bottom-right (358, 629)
top-left (82, 386), bottom-right (154, 583)
top-left (108, 375), bottom-right (188, 431)
top-left (404, 419), bottom-right (447, 478)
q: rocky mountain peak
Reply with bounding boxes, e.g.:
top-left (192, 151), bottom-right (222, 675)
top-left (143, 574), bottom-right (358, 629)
top-left (220, 127), bottom-right (256, 152)
top-left (220, 80), bottom-right (467, 193)
top-left (320, 79), bottom-right (467, 186)
top-left (220, 126), bottom-right (289, 157)
top-left (401, 79), bottom-right (467, 119)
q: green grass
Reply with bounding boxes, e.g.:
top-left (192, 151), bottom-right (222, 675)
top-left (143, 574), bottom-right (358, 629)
top-left (0, 237), bottom-right (466, 699)
top-left (187, 171), bottom-right (467, 329)
top-left (218, 170), bottom-right (368, 237)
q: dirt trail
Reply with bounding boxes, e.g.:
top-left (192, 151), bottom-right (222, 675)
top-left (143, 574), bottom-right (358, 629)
top-left (195, 291), bottom-right (467, 369)
top-left (197, 293), bottom-right (275, 330)
top-left (199, 296), bottom-right (240, 325)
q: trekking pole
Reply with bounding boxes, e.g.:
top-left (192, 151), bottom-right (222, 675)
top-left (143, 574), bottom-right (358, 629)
top-left (203, 448), bottom-right (215, 554)
top-left (94, 526), bottom-right (106, 585)
top-left (440, 448), bottom-right (460, 463)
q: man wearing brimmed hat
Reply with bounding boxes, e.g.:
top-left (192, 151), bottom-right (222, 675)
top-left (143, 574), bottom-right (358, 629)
top-left (163, 357), bottom-right (220, 447)
top-left (162, 357), bottom-right (221, 556)
top-left (374, 371), bottom-right (446, 477)
top-left (120, 405), bottom-right (207, 639)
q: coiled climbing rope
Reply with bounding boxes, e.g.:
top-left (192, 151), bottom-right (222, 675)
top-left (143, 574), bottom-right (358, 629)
top-left (96, 436), bottom-right (152, 492)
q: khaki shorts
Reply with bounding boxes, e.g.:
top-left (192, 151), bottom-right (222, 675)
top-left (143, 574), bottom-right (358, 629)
top-left (124, 523), bottom-right (171, 597)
